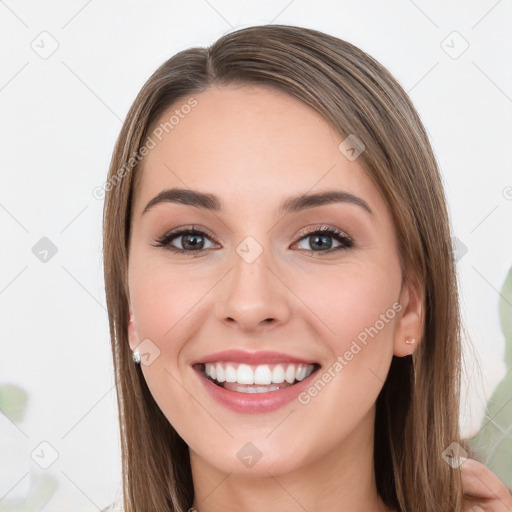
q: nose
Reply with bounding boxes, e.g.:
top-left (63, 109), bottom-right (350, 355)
top-left (215, 244), bottom-right (292, 333)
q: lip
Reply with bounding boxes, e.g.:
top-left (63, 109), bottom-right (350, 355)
top-left (191, 351), bottom-right (321, 414)
top-left (190, 349), bottom-right (317, 366)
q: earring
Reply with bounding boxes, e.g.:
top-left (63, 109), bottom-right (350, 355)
top-left (405, 337), bottom-right (416, 345)
top-left (132, 350), bottom-right (141, 364)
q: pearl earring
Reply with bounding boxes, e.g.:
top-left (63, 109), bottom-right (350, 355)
top-left (405, 337), bottom-right (416, 345)
top-left (132, 350), bottom-right (141, 364)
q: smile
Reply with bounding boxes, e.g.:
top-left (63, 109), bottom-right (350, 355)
top-left (190, 350), bottom-right (321, 413)
top-left (199, 362), bottom-right (318, 393)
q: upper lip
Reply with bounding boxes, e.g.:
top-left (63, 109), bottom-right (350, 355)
top-left (191, 350), bottom-right (318, 366)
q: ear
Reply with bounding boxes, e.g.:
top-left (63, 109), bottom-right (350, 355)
top-left (127, 308), bottom-right (140, 351)
top-left (393, 275), bottom-right (424, 357)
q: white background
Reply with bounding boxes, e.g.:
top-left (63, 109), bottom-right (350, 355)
top-left (0, 1), bottom-right (511, 510)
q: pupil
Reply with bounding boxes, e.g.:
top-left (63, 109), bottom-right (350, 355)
top-left (183, 234), bottom-right (203, 250)
top-left (310, 234), bottom-right (332, 251)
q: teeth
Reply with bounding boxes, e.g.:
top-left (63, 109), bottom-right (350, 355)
top-left (228, 384), bottom-right (281, 394)
top-left (271, 364), bottom-right (285, 383)
top-left (203, 362), bottom-right (316, 386)
top-left (254, 365), bottom-right (272, 385)
top-left (205, 363), bottom-right (214, 380)
top-left (237, 364), bottom-right (254, 385)
top-left (296, 364), bottom-right (308, 381)
top-left (216, 363), bottom-right (225, 383)
top-left (225, 364), bottom-right (237, 383)
top-left (285, 364), bottom-right (296, 384)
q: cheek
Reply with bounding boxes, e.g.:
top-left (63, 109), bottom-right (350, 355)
top-left (294, 260), bottom-right (401, 357)
top-left (128, 257), bottom-right (209, 345)
top-left (288, 265), bottom-right (401, 442)
top-left (127, 261), bottom-right (204, 429)
top-left (127, 256), bottom-right (219, 413)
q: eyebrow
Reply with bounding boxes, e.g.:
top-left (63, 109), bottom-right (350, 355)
top-left (142, 187), bottom-right (373, 216)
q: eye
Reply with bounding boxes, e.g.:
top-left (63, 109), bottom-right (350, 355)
top-left (152, 225), bottom-right (353, 256)
top-left (292, 226), bottom-right (353, 255)
top-left (152, 226), bottom-right (219, 254)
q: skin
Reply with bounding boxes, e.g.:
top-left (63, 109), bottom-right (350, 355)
top-left (461, 458), bottom-right (512, 511)
top-left (126, 83), bottom-right (425, 512)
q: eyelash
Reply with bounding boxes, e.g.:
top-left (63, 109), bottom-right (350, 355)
top-left (152, 225), bottom-right (354, 256)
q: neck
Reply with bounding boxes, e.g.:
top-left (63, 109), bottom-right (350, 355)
top-left (189, 406), bottom-right (393, 512)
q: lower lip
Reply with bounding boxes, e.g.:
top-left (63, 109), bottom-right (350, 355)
top-left (194, 367), bottom-right (319, 414)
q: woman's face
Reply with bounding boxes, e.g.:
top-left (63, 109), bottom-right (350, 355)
top-left (127, 84), bottom-right (420, 477)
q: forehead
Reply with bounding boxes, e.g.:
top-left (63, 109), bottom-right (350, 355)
top-left (132, 84), bottom-right (383, 218)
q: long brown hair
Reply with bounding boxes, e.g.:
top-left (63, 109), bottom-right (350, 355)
top-left (103, 24), bottom-right (467, 511)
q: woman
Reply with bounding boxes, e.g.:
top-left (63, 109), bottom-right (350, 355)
top-left (102, 25), bottom-right (512, 511)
